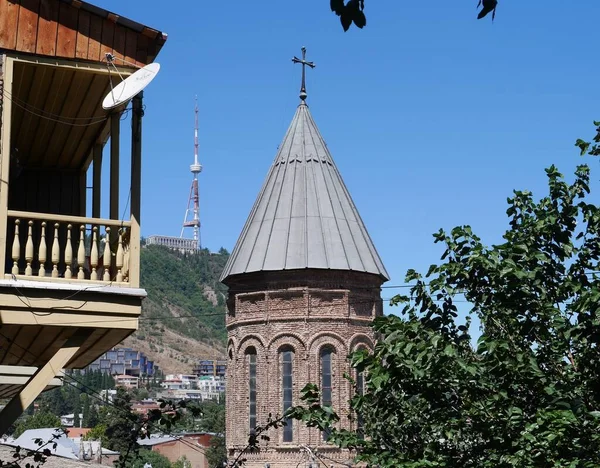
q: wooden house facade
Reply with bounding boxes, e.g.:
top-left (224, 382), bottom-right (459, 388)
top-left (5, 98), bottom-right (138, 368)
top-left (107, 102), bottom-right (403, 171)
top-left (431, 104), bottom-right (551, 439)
top-left (0, 0), bottom-right (166, 432)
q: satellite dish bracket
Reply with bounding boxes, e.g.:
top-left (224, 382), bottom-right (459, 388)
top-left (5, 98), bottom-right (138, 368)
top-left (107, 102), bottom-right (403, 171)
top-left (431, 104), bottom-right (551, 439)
top-left (101, 53), bottom-right (160, 110)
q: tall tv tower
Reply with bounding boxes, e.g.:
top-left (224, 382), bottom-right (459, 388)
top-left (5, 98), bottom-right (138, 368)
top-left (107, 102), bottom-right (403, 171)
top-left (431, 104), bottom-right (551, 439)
top-left (181, 97), bottom-right (202, 248)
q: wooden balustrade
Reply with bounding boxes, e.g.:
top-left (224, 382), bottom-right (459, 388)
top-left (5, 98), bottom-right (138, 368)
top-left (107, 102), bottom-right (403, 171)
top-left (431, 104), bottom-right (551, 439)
top-left (6, 210), bottom-right (135, 285)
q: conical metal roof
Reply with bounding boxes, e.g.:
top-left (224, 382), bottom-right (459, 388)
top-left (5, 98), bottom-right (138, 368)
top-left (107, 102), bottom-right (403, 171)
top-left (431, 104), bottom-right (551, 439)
top-left (220, 101), bottom-right (389, 282)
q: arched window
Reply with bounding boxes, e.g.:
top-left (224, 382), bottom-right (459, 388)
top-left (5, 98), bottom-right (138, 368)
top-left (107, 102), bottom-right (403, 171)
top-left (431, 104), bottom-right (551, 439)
top-left (356, 369), bottom-right (364, 439)
top-left (355, 346), bottom-right (367, 439)
top-left (320, 347), bottom-right (334, 441)
top-left (246, 347), bottom-right (257, 433)
top-left (281, 348), bottom-right (294, 442)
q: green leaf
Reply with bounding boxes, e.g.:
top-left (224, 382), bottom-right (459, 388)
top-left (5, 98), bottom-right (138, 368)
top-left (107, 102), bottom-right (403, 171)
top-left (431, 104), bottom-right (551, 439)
top-left (576, 138), bottom-right (591, 156)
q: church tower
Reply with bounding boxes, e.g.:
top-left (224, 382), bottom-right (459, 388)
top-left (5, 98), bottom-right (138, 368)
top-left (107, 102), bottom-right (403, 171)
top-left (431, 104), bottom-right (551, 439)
top-left (220, 48), bottom-right (389, 467)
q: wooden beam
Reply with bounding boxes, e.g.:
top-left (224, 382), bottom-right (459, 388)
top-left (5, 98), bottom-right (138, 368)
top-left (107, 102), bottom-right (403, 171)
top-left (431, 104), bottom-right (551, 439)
top-left (131, 94), bottom-right (142, 225)
top-left (0, 365), bottom-right (62, 388)
top-left (109, 112), bottom-right (120, 220)
top-left (92, 144), bottom-right (103, 218)
top-left (9, 53), bottom-right (136, 76)
top-left (7, 209), bottom-right (131, 228)
top-left (129, 93), bottom-right (143, 288)
top-left (0, 330), bottom-right (90, 435)
top-left (0, 291), bottom-right (142, 315)
top-left (0, 310), bottom-right (139, 328)
top-left (0, 56), bottom-right (14, 275)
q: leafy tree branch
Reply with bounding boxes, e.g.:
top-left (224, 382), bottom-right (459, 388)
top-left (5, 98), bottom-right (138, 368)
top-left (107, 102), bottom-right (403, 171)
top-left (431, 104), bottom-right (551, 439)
top-left (284, 158), bottom-right (600, 467)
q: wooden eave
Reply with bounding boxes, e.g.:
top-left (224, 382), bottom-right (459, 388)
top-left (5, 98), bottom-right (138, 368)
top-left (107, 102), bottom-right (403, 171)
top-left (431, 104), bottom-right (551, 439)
top-left (0, 365), bottom-right (62, 398)
top-left (8, 57), bottom-right (128, 170)
top-left (0, 280), bottom-right (146, 371)
top-left (0, 0), bottom-right (167, 67)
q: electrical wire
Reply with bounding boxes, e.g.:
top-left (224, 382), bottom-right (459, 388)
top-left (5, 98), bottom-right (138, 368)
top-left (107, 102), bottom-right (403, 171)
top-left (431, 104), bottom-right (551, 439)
top-left (4, 276), bottom-right (593, 327)
top-left (1, 87), bottom-right (109, 122)
top-left (0, 295), bottom-right (402, 328)
top-left (0, 342), bottom-right (214, 461)
top-left (6, 263), bottom-right (599, 326)
top-left (57, 370), bottom-right (211, 459)
top-left (313, 449), bottom-right (354, 467)
top-left (59, 378), bottom-right (211, 459)
top-left (0, 307), bottom-right (385, 329)
top-left (7, 275), bottom-right (122, 317)
top-left (2, 89), bottom-right (108, 128)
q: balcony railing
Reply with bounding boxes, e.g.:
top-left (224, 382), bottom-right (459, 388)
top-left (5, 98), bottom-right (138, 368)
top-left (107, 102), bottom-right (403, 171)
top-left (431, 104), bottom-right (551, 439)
top-left (6, 210), bottom-right (138, 287)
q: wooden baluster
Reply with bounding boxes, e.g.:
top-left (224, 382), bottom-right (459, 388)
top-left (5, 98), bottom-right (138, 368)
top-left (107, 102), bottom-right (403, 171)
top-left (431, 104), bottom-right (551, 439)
top-left (11, 219), bottom-right (20, 276)
top-left (64, 224), bottom-right (73, 279)
top-left (25, 221), bottom-right (34, 276)
top-left (77, 225), bottom-right (86, 280)
top-left (39, 222), bottom-right (47, 277)
top-left (103, 227), bottom-right (112, 282)
top-left (51, 223), bottom-right (60, 278)
top-left (91, 226), bottom-right (99, 281)
top-left (116, 229), bottom-right (124, 282)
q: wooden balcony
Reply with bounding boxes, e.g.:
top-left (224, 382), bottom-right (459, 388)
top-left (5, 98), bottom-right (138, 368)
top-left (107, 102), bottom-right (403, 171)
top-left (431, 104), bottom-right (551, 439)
top-left (6, 210), bottom-right (139, 287)
top-left (0, 0), bottom-right (166, 431)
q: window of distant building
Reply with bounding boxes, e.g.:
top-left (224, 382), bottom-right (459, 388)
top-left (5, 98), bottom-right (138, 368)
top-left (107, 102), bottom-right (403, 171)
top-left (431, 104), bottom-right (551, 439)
top-left (281, 347), bottom-right (294, 442)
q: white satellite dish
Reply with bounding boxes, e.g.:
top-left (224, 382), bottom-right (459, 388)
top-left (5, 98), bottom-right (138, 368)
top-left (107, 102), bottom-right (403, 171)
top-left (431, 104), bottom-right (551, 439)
top-left (102, 62), bottom-right (160, 110)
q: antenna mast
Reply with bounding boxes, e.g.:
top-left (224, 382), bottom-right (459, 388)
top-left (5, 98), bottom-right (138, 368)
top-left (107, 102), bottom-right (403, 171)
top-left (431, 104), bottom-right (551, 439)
top-left (181, 97), bottom-right (202, 249)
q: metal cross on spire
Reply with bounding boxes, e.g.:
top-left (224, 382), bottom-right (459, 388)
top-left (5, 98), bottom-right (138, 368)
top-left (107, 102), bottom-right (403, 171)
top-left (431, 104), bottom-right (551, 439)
top-left (292, 47), bottom-right (315, 102)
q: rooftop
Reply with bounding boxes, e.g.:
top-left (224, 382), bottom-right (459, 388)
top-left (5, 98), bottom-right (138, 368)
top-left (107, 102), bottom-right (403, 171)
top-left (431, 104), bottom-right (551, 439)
top-left (0, 445), bottom-right (90, 467)
top-left (221, 100), bottom-right (389, 283)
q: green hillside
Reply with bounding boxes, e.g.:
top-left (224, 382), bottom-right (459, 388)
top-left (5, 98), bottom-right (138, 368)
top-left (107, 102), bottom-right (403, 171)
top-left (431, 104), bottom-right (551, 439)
top-left (139, 245), bottom-right (229, 344)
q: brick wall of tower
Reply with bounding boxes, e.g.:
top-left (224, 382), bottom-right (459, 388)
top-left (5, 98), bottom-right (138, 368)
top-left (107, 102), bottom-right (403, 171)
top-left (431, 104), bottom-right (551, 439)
top-left (224, 270), bottom-right (383, 468)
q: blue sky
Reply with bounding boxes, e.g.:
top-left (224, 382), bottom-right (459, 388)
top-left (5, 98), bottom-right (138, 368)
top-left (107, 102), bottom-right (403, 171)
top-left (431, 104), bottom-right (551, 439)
top-left (93, 0), bottom-right (600, 296)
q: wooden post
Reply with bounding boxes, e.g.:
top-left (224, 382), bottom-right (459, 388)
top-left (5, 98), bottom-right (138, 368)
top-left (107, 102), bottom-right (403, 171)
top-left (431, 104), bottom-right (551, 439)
top-left (129, 93), bottom-right (143, 288)
top-left (109, 113), bottom-right (120, 221)
top-left (64, 224), bottom-right (73, 279)
top-left (39, 222), bottom-right (47, 277)
top-left (103, 227), bottom-right (111, 281)
top-left (25, 221), bottom-right (33, 276)
top-left (11, 219), bottom-right (20, 275)
top-left (0, 330), bottom-right (90, 436)
top-left (51, 223), bottom-right (60, 278)
top-left (79, 171), bottom-right (86, 217)
top-left (109, 113), bottom-right (120, 280)
top-left (92, 144), bottom-right (102, 219)
top-left (90, 226), bottom-right (99, 280)
top-left (0, 56), bottom-right (15, 273)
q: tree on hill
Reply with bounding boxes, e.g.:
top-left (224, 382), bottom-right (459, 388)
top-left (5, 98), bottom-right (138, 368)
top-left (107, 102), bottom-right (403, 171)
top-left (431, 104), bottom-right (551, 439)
top-left (73, 397), bottom-right (81, 429)
top-left (83, 423), bottom-right (108, 446)
top-left (172, 456), bottom-right (191, 468)
top-left (140, 246), bottom-right (229, 343)
top-left (12, 412), bottom-right (62, 438)
top-left (206, 436), bottom-right (226, 468)
top-left (86, 404), bottom-right (100, 428)
top-left (124, 449), bottom-right (171, 468)
top-left (288, 163), bottom-right (600, 466)
top-left (103, 388), bottom-right (138, 455)
top-left (81, 394), bottom-right (90, 428)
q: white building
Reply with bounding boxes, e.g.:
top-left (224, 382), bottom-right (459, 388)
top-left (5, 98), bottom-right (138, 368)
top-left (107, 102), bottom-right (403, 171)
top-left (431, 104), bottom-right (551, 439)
top-left (60, 414), bottom-right (83, 428)
top-left (161, 374), bottom-right (198, 390)
top-left (197, 376), bottom-right (225, 400)
top-left (156, 375), bottom-right (225, 401)
top-left (158, 389), bottom-right (204, 400)
top-left (115, 374), bottom-right (139, 389)
top-left (99, 389), bottom-right (117, 403)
